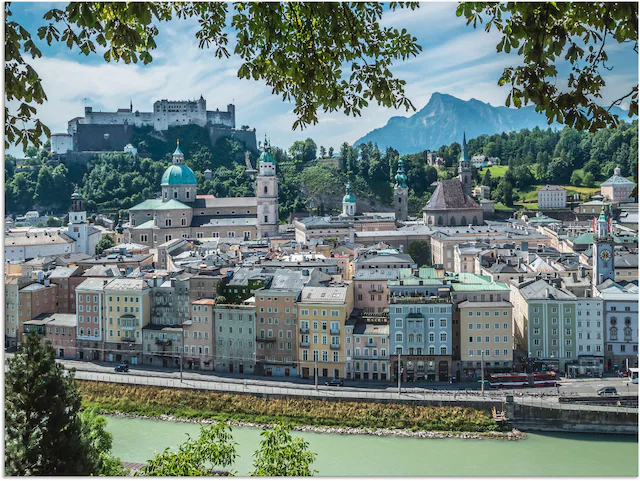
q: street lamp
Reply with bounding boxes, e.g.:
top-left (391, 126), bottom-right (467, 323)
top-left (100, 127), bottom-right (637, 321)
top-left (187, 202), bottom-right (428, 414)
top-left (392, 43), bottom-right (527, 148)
top-left (481, 350), bottom-right (485, 397)
top-left (396, 348), bottom-right (402, 395)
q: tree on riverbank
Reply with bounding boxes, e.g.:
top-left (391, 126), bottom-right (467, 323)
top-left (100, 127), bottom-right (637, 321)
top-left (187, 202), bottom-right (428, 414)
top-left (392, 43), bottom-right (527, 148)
top-left (136, 423), bottom-right (317, 476)
top-left (4, 332), bottom-right (124, 476)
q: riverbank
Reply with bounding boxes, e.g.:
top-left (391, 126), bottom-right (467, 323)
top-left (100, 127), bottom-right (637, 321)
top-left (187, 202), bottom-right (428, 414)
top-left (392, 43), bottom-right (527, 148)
top-left (79, 381), bottom-right (519, 438)
top-left (106, 411), bottom-right (524, 440)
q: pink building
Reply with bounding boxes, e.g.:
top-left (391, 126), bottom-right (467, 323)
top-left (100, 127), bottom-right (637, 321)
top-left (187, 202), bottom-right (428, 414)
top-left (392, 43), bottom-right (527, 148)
top-left (75, 278), bottom-right (109, 361)
top-left (353, 269), bottom-right (398, 313)
top-left (23, 313), bottom-right (77, 359)
top-left (184, 298), bottom-right (215, 370)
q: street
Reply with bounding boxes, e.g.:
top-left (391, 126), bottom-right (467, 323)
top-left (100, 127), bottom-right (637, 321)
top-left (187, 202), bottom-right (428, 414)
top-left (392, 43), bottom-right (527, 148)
top-left (8, 354), bottom-right (638, 399)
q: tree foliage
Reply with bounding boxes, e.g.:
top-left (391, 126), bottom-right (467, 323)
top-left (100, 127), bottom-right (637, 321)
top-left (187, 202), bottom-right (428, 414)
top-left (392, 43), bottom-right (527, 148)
top-left (457, 3), bottom-right (638, 131)
top-left (5, 332), bottom-right (95, 475)
top-left (407, 240), bottom-right (431, 267)
top-left (6, 1), bottom-right (422, 151)
top-left (250, 424), bottom-right (317, 477)
top-left (95, 236), bottom-right (115, 255)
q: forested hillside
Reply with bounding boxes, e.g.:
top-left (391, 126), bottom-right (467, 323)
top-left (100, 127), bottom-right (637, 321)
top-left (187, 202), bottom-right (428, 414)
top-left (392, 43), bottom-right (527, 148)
top-left (5, 121), bottom-right (637, 220)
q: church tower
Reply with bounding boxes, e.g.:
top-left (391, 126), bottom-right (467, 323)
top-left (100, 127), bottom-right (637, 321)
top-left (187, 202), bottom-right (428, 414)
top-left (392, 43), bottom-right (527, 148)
top-left (161, 140), bottom-right (197, 203)
top-left (458, 131), bottom-right (472, 197)
top-left (394, 158), bottom-right (409, 221)
top-left (67, 185), bottom-right (89, 255)
top-left (592, 205), bottom-right (615, 287)
top-left (256, 137), bottom-right (279, 238)
top-left (342, 183), bottom-right (356, 216)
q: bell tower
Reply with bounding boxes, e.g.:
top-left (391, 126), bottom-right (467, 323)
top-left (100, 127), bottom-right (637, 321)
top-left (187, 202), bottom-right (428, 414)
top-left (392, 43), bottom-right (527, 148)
top-left (592, 205), bottom-right (615, 287)
top-left (67, 185), bottom-right (90, 254)
top-left (256, 136), bottom-right (279, 238)
top-left (394, 159), bottom-right (409, 221)
top-left (458, 131), bottom-right (472, 197)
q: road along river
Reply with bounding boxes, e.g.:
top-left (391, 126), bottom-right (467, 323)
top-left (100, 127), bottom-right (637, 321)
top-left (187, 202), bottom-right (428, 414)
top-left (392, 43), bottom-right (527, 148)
top-left (106, 416), bottom-right (638, 476)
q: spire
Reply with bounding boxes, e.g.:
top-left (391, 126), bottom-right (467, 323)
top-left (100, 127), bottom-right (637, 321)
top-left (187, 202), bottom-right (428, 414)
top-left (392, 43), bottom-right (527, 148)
top-left (461, 130), bottom-right (469, 162)
top-left (394, 159), bottom-right (408, 188)
top-left (130, 99), bottom-right (133, 112)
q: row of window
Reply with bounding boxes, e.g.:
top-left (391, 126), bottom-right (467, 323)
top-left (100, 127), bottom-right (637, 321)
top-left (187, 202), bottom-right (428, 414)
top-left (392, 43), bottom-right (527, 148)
top-left (394, 347), bottom-right (448, 355)
top-left (468, 311), bottom-right (509, 317)
top-left (393, 306), bottom-right (449, 314)
top-left (468, 322), bottom-right (510, 331)
top-left (216, 338), bottom-right (255, 348)
top-left (301, 349), bottom-right (340, 363)
top-left (395, 319), bottom-right (448, 329)
top-left (300, 320), bottom-right (340, 331)
top-left (259, 317), bottom-right (295, 325)
top-left (299, 309), bottom-right (341, 317)
top-left (300, 335), bottom-right (340, 345)
top-left (259, 307), bottom-right (297, 314)
top-left (106, 296), bottom-right (140, 303)
top-left (78, 295), bottom-right (100, 303)
top-left (468, 349), bottom-right (510, 357)
top-left (468, 336), bottom-right (510, 344)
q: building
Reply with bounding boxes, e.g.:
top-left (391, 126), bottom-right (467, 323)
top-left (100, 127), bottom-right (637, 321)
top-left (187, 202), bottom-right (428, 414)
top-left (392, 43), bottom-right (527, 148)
top-left (510, 279), bottom-right (578, 373)
top-left (393, 159), bottom-right (409, 221)
top-left (422, 134), bottom-right (483, 227)
top-left (600, 166), bottom-right (635, 203)
top-left (143, 325), bottom-right (184, 369)
top-left (254, 269), bottom-right (315, 377)
top-left (573, 298), bottom-right (605, 376)
top-left (23, 313), bottom-right (77, 358)
top-left (297, 283), bottom-right (354, 380)
top-left (472, 185), bottom-right (491, 200)
top-left (184, 298), bottom-right (216, 370)
top-left (17, 281), bottom-right (58, 344)
top-left (595, 280), bottom-right (638, 372)
top-left (353, 269), bottom-right (398, 313)
top-left (48, 266), bottom-right (83, 314)
top-left (389, 294), bottom-right (453, 382)
top-left (592, 206), bottom-right (615, 288)
top-left (213, 302), bottom-right (256, 374)
top-left (459, 301), bottom-right (513, 380)
top-left (75, 277), bottom-right (109, 361)
top-left (345, 311), bottom-right (390, 381)
top-left (342, 183), bottom-right (356, 217)
top-left (538, 185), bottom-right (567, 209)
top-left (127, 140), bottom-right (278, 247)
top-left (4, 276), bottom-right (33, 348)
top-left (103, 278), bottom-right (151, 364)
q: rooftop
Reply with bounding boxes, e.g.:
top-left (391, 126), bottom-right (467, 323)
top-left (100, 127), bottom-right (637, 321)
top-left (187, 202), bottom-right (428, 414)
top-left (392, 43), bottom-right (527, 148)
top-left (300, 286), bottom-right (349, 304)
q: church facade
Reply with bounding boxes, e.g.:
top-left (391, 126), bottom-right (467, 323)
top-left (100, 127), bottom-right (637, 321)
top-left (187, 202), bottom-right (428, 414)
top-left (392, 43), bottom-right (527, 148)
top-left (126, 140), bottom-right (278, 247)
top-left (422, 133), bottom-right (484, 227)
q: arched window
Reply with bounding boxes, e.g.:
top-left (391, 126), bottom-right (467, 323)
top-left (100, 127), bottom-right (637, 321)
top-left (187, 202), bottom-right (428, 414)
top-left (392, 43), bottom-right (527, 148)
top-left (186, 191), bottom-right (190, 199)
top-left (174, 191), bottom-right (178, 199)
top-left (398, 196), bottom-right (402, 204)
top-left (417, 334), bottom-right (423, 343)
top-left (429, 332), bottom-right (434, 343)
top-left (610, 327), bottom-right (618, 340)
top-left (624, 327), bottom-right (632, 341)
top-left (165, 219), bottom-right (172, 227)
top-left (164, 192), bottom-right (167, 199)
top-left (408, 334), bottom-right (414, 343)
top-left (450, 216), bottom-right (456, 225)
top-left (437, 216), bottom-right (443, 226)
top-left (461, 216), bottom-right (467, 225)
top-left (472, 216), bottom-right (478, 225)
top-left (79, 328), bottom-right (84, 336)
top-left (94, 328), bottom-right (98, 337)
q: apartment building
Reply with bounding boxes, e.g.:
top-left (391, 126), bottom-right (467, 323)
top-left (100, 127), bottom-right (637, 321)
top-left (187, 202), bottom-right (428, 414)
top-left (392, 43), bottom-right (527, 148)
top-left (18, 281), bottom-right (58, 342)
top-left (48, 266), bottom-right (83, 313)
top-left (103, 278), bottom-right (150, 364)
top-left (214, 302), bottom-right (256, 374)
top-left (5, 275), bottom-right (32, 348)
top-left (538, 185), bottom-right (567, 209)
top-left (389, 295), bottom-right (453, 382)
top-left (459, 301), bottom-right (513, 380)
top-left (183, 298), bottom-right (215, 370)
top-left (345, 312), bottom-right (390, 381)
top-left (353, 268), bottom-right (398, 312)
top-left (298, 283), bottom-right (354, 380)
top-left (142, 325), bottom-right (183, 368)
top-left (75, 277), bottom-right (109, 361)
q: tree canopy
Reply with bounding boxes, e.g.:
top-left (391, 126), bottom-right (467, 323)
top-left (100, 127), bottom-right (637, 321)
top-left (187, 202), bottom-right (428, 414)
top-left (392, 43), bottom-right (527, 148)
top-left (457, 3), bottom-right (638, 131)
top-left (5, 1), bottom-right (421, 151)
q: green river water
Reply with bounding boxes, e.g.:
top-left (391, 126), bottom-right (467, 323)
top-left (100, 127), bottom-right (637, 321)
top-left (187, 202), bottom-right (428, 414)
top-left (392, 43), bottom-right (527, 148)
top-left (106, 416), bottom-right (638, 476)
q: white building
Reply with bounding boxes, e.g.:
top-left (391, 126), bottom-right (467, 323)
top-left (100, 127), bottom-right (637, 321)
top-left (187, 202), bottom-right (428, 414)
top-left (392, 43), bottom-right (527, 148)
top-left (600, 166), bottom-right (635, 203)
top-left (538, 185), bottom-right (567, 209)
top-left (575, 298), bottom-right (604, 360)
top-left (50, 133), bottom-right (74, 154)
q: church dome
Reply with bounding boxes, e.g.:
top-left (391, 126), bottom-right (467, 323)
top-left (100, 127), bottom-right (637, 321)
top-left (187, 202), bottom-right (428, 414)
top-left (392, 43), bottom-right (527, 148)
top-left (394, 159), bottom-right (408, 187)
top-left (258, 147), bottom-right (276, 165)
top-left (343, 183), bottom-right (356, 203)
top-left (161, 164), bottom-right (197, 185)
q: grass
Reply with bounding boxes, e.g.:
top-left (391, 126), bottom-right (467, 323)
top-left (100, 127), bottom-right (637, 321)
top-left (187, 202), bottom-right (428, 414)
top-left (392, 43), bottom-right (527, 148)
top-left (493, 203), bottom-right (515, 212)
top-left (478, 165), bottom-right (508, 179)
top-left (78, 382), bottom-right (505, 433)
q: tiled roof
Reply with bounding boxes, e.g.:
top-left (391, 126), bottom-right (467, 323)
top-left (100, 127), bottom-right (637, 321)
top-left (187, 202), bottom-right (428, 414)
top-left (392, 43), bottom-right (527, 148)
top-left (423, 179), bottom-right (481, 210)
top-left (129, 199), bottom-right (191, 211)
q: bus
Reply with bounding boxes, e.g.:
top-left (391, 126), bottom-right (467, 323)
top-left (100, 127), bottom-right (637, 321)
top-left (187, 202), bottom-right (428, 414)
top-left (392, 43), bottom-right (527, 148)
top-left (629, 367), bottom-right (639, 384)
top-left (489, 372), bottom-right (557, 389)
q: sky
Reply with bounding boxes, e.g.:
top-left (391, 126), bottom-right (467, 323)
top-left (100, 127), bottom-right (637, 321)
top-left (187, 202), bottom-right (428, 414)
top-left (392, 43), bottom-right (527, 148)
top-left (6, 1), bottom-right (639, 157)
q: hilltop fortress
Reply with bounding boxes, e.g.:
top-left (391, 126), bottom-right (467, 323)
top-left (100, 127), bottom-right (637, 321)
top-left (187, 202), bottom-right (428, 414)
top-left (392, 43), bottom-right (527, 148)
top-left (52, 96), bottom-right (256, 157)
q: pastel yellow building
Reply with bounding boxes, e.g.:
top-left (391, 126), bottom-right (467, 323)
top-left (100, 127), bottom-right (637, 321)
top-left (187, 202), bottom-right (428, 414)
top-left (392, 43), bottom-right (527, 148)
top-left (297, 282), bottom-right (354, 380)
top-left (104, 278), bottom-right (150, 364)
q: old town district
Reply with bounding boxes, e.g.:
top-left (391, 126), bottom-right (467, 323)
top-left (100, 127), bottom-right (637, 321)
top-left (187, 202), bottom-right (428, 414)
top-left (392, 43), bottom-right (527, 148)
top-left (4, 142), bottom-right (638, 384)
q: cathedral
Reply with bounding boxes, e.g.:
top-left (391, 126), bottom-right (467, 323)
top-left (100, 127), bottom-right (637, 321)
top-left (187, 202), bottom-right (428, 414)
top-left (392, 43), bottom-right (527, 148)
top-left (422, 133), bottom-right (484, 227)
top-left (126, 140), bottom-right (278, 247)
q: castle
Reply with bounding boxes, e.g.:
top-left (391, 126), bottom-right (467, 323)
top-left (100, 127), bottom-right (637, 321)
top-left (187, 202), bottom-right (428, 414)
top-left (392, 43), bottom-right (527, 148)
top-left (52, 96), bottom-right (256, 155)
top-left (125, 139), bottom-right (278, 246)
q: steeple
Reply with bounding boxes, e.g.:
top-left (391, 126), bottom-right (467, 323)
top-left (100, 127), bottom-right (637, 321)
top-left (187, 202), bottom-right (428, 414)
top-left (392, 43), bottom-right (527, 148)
top-left (458, 130), bottom-right (472, 197)
top-left (172, 139), bottom-right (184, 164)
top-left (342, 183), bottom-right (356, 216)
top-left (130, 99), bottom-right (133, 112)
top-left (461, 131), bottom-right (470, 162)
top-left (394, 159), bottom-right (409, 221)
top-left (394, 159), bottom-right (408, 188)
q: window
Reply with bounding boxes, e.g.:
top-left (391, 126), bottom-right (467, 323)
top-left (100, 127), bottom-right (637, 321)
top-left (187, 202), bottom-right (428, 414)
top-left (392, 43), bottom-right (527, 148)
top-left (395, 333), bottom-right (403, 343)
top-left (468, 323), bottom-right (474, 330)
top-left (395, 319), bottom-right (403, 328)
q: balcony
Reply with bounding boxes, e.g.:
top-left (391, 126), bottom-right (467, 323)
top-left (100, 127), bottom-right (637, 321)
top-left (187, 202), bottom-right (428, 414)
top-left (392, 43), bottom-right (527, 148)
top-left (256, 335), bottom-right (276, 342)
top-left (300, 327), bottom-right (309, 334)
top-left (120, 337), bottom-right (136, 343)
top-left (300, 341), bottom-right (310, 348)
top-left (330, 343), bottom-right (340, 350)
top-left (155, 338), bottom-right (172, 346)
top-left (391, 296), bottom-right (449, 305)
top-left (330, 328), bottom-right (340, 335)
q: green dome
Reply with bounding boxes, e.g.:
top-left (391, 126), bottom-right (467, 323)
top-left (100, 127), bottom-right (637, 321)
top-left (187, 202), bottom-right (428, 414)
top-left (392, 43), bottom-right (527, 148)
top-left (343, 183), bottom-right (356, 203)
top-left (71, 191), bottom-right (83, 200)
top-left (394, 159), bottom-right (408, 187)
top-left (259, 149), bottom-right (276, 165)
top-left (161, 164), bottom-right (197, 185)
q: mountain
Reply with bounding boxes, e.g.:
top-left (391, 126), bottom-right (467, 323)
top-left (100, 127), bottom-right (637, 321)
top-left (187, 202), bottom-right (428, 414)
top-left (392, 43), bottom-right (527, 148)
top-left (353, 92), bottom-right (631, 155)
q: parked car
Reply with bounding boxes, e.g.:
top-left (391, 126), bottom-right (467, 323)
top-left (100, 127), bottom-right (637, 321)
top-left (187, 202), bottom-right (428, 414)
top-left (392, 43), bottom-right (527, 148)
top-left (114, 363), bottom-right (129, 373)
top-left (597, 386), bottom-right (618, 396)
top-left (325, 378), bottom-right (344, 387)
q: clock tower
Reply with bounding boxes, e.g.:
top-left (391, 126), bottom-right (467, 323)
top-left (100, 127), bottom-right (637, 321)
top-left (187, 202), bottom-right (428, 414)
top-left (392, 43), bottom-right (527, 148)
top-left (592, 205), bottom-right (615, 287)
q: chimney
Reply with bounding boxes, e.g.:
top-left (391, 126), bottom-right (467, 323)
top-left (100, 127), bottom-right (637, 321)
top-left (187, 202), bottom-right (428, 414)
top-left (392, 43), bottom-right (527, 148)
top-left (544, 288), bottom-right (550, 298)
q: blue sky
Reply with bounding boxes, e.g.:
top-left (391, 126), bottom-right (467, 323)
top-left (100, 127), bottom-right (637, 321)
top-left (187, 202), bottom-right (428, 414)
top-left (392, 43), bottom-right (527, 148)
top-left (7, 1), bottom-right (639, 156)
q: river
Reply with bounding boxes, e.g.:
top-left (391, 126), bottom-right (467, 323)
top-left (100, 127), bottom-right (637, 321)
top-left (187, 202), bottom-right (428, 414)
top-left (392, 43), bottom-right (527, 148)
top-left (106, 416), bottom-right (638, 476)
